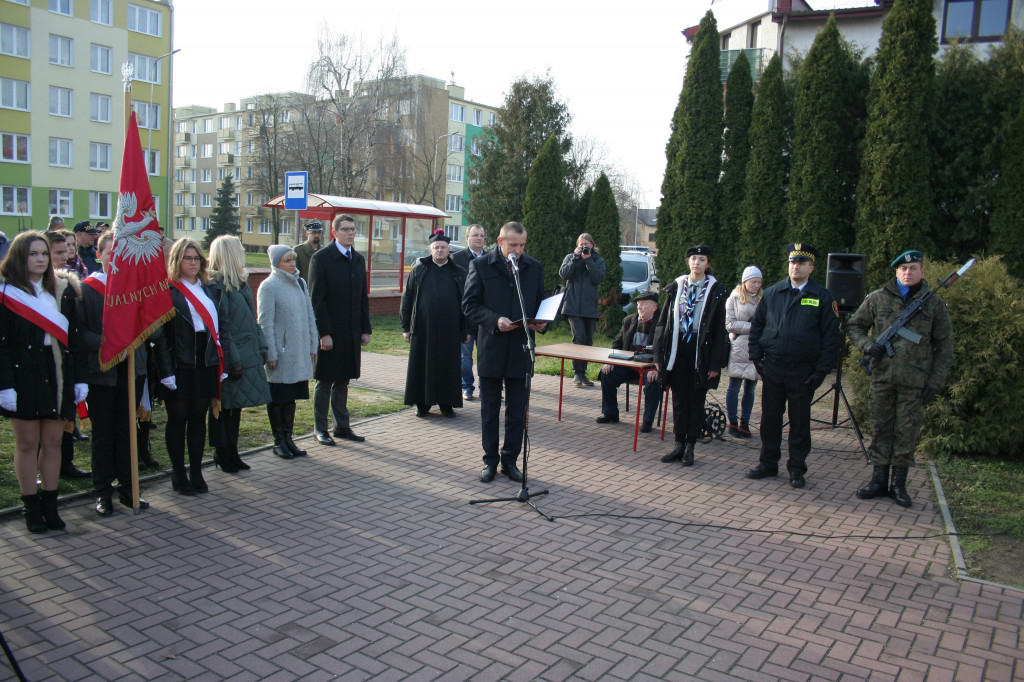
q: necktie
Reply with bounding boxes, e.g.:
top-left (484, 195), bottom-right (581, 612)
top-left (345, 250), bottom-right (352, 261)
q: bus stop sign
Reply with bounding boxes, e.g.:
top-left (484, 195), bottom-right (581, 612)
top-left (284, 171), bottom-right (308, 210)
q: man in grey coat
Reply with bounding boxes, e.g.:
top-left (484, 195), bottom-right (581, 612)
top-left (558, 233), bottom-right (606, 386)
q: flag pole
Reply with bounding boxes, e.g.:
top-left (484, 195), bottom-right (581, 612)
top-left (122, 63), bottom-right (142, 515)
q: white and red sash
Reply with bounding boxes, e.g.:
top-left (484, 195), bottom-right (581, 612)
top-left (82, 273), bottom-right (106, 296)
top-left (0, 284), bottom-right (69, 347)
top-left (169, 279), bottom-right (224, 395)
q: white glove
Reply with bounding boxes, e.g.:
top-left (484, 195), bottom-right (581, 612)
top-left (160, 375), bottom-right (177, 391)
top-left (220, 373), bottom-right (229, 381)
top-left (73, 383), bottom-right (89, 404)
top-left (0, 388), bottom-right (16, 412)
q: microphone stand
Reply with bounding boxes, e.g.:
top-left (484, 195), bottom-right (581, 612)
top-left (470, 255), bottom-right (553, 522)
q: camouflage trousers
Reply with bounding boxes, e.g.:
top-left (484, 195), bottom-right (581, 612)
top-left (867, 382), bottom-right (924, 467)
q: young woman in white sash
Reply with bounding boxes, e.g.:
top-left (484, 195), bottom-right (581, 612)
top-left (0, 231), bottom-right (88, 533)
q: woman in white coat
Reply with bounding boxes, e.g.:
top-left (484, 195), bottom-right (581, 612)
top-left (725, 266), bottom-right (763, 438)
top-left (257, 244), bottom-right (319, 460)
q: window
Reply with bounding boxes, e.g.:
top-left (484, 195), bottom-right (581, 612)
top-left (200, 168), bottom-right (212, 183)
top-left (189, 168), bottom-right (195, 182)
top-left (444, 224), bottom-right (461, 242)
top-left (942, 0), bottom-right (1011, 41)
top-left (445, 194), bottom-right (462, 213)
top-left (398, 99), bottom-right (411, 116)
top-left (200, 143), bottom-right (212, 158)
top-left (49, 188), bottom-right (72, 216)
top-left (90, 0), bottom-right (111, 25)
top-left (489, 112), bottom-right (496, 126)
top-left (174, 192), bottom-right (184, 206)
top-left (128, 53), bottom-right (160, 84)
top-left (49, 35), bottom-right (72, 66)
top-left (2, 132), bottom-right (29, 163)
top-left (233, 193), bottom-right (239, 207)
top-left (217, 141), bottom-right (230, 154)
top-left (280, 219), bottom-right (290, 235)
top-left (175, 144), bottom-right (187, 158)
top-left (189, 145), bottom-right (196, 158)
top-left (246, 192), bottom-right (254, 206)
top-left (1, 24), bottom-right (30, 59)
top-left (49, 0), bottom-right (72, 16)
top-left (90, 44), bottom-right (111, 74)
top-left (188, 217), bottom-right (195, 231)
top-left (235, 115), bottom-right (243, 130)
top-left (219, 116), bottom-right (230, 129)
top-left (246, 166), bottom-right (253, 180)
top-left (447, 164), bottom-right (463, 183)
top-left (471, 138), bottom-right (481, 156)
top-left (175, 121), bottom-right (186, 133)
top-left (450, 103), bottom-right (465, 122)
top-left (217, 167), bottom-right (226, 180)
top-left (279, 109), bottom-right (290, 123)
top-left (187, 193), bottom-right (195, 206)
top-left (448, 134), bottom-right (464, 152)
top-left (89, 142), bottom-right (111, 171)
top-left (89, 93), bottom-right (111, 123)
top-left (1, 186), bottom-right (29, 215)
top-left (144, 149), bottom-right (159, 175)
top-left (233, 167), bottom-right (241, 181)
top-left (1, 78), bottom-right (29, 111)
top-left (202, 118), bottom-right (213, 133)
top-left (721, 32), bottom-right (731, 50)
top-left (89, 191), bottom-right (112, 218)
top-left (245, 218), bottom-right (253, 234)
top-left (473, 109), bottom-right (482, 126)
top-left (49, 86), bottom-right (73, 116)
top-left (127, 3), bottom-right (162, 36)
top-left (748, 20), bottom-right (760, 49)
top-left (133, 101), bottom-right (160, 130)
top-left (174, 216), bottom-right (184, 235)
top-left (7, 0), bottom-right (29, 5)
top-left (259, 219), bottom-right (271, 234)
top-left (174, 169), bottom-right (186, 182)
top-left (49, 137), bottom-right (72, 167)
top-left (200, 217), bottom-right (210, 232)
top-left (246, 140), bottom-right (255, 154)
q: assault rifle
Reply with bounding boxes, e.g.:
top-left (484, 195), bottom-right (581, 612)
top-left (857, 258), bottom-right (975, 376)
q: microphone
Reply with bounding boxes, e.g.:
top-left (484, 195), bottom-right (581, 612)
top-left (507, 252), bottom-right (518, 272)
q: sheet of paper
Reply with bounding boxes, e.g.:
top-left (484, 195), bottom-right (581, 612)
top-left (534, 292), bottom-right (564, 322)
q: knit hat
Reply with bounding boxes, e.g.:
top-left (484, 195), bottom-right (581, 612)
top-left (741, 266), bottom-right (763, 283)
top-left (268, 244), bottom-right (294, 269)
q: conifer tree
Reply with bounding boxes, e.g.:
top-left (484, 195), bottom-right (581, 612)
top-left (854, 0), bottom-right (937, 288)
top-left (719, 50), bottom-right (754, 284)
top-left (585, 173), bottom-right (624, 332)
top-left (522, 134), bottom-right (568, 294)
top-left (738, 55), bottom-right (790, 284)
top-left (989, 99), bottom-right (1024, 280)
top-left (205, 177), bottom-right (239, 248)
top-left (658, 10), bottom-right (721, 283)
top-left (787, 16), bottom-right (847, 256)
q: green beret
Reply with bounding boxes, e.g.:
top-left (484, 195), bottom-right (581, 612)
top-left (890, 250), bottom-right (924, 267)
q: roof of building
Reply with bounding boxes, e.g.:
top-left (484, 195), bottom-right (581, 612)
top-left (637, 208), bottom-right (658, 226)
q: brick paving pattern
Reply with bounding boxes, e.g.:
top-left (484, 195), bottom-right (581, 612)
top-left (1, 351), bottom-right (1021, 681)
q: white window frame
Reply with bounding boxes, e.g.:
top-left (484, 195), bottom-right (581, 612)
top-left (1, 185), bottom-right (30, 215)
top-left (280, 218), bottom-right (290, 235)
top-left (471, 138), bottom-right (481, 156)
top-left (447, 164), bottom-right (463, 183)
top-left (489, 112), bottom-right (496, 126)
top-left (89, 142), bottom-right (111, 171)
top-left (200, 168), bottom-right (212, 183)
top-left (445, 194), bottom-right (462, 213)
top-left (450, 103), bottom-right (465, 122)
top-left (144, 148), bottom-right (159, 175)
top-left (202, 118), bottom-right (213, 133)
top-left (127, 3), bottom-right (162, 37)
top-left (217, 141), bottom-right (230, 155)
top-left (49, 137), bottom-right (72, 167)
top-left (90, 44), bottom-right (111, 74)
top-left (173, 192), bottom-right (184, 206)
top-left (200, 193), bottom-right (211, 208)
top-left (200, 143), bottom-right (213, 158)
top-left (89, 191), bottom-right (112, 219)
top-left (49, 188), bottom-right (72, 216)
top-left (0, 78), bottom-right (29, 111)
top-left (174, 216), bottom-right (184, 235)
top-left (133, 101), bottom-right (160, 130)
top-left (444, 224), bottom-right (461, 242)
top-left (188, 193), bottom-right (195, 207)
top-left (48, 34), bottom-right (73, 67)
top-left (128, 53), bottom-right (160, 84)
top-left (1, 132), bottom-right (29, 163)
top-left (1, 23), bottom-right (30, 59)
top-left (448, 134), bottom-right (464, 153)
top-left (48, 0), bottom-right (72, 16)
top-left (49, 86), bottom-right (73, 117)
top-left (89, 93), bottom-right (111, 123)
top-left (259, 219), bottom-right (271, 234)
top-left (90, 0), bottom-right (112, 25)
top-left (245, 218), bottom-right (253, 234)
top-left (200, 217), bottom-right (210, 232)
top-left (473, 109), bottom-right (482, 126)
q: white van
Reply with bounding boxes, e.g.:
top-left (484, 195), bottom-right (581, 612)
top-left (619, 250), bottom-right (658, 311)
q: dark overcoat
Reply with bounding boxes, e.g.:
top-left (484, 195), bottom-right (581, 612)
top-left (462, 248), bottom-right (545, 379)
top-left (213, 274), bottom-right (271, 409)
top-left (79, 279), bottom-right (146, 387)
top-left (309, 244), bottom-right (371, 382)
top-left (653, 277), bottom-right (730, 391)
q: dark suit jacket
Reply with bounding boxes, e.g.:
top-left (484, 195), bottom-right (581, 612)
top-left (451, 246), bottom-right (486, 274)
top-left (309, 243), bottom-right (371, 381)
top-left (462, 248), bottom-right (545, 379)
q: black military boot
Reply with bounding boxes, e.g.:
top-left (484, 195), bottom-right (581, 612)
top-left (738, 420), bottom-right (752, 439)
top-left (681, 442), bottom-right (695, 467)
top-left (21, 494), bottom-right (47, 534)
top-left (728, 422), bottom-right (743, 437)
top-left (856, 465), bottom-right (890, 499)
top-left (889, 467), bottom-right (912, 508)
top-left (660, 442), bottom-right (685, 463)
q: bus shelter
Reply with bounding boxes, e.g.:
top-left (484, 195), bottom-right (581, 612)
top-left (263, 193), bottom-right (449, 293)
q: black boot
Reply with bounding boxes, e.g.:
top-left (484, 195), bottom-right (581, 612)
top-left (738, 420), bottom-right (752, 439)
top-left (889, 467), bottom-right (912, 508)
top-left (282, 402), bottom-right (306, 457)
top-left (21, 494), bottom-right (47, 534)
top-left (214, 445), bottom-right (239, 473)
top-left (681, 442), bottom-right (695, 466)
top-left (60, 432), bottom-right (90, 478)
top-left (137, 424), bottom-right (160, 470)
top-left (230, 445), bottom-right (251, 471)
top-left (661, 442), bottom-right (685, 463)
top-left (169, 446), bottom-right (195, 495)
top-left (188, 448), bottom-right (208, 493)
top-left (39, 489), bottom-right (66, 531)
top-left (856, 465), bottom-right (890, 499)
top-left (728, 422), bottom-right (743, 437)
top-left (267, 403), bottom-right (293, 459)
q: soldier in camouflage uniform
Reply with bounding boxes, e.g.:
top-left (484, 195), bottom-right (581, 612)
top-left (847, 250), bottom-right (954, 507)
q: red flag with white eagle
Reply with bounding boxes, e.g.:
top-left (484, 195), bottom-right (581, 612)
top-left (99, 111), bottom-right (174, 370)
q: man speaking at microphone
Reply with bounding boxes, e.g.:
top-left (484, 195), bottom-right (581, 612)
top-left (463, 222), bottom-right (547, 483)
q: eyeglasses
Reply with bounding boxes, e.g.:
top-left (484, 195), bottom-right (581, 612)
top-left (337, 227), bottom-right (356, 233)
top-left (181, 256), bottom-right (202, 263)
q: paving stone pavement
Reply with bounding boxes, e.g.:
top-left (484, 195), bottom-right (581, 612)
top-left (1, 351), bottom-right (1021, 681)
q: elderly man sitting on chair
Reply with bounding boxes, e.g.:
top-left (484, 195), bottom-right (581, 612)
top-left (596, 292), bottom-right (663, 432)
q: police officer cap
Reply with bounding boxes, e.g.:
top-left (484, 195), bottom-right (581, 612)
top-left (685, 244), bottom-right (712, 258)
top-left (890, 250), bottom-right (924, 268)
top-left (787, 243), bottom-right (818, 262)
top-left (634, 292), bottom-right (659, 303)
top-left (428, 230), bottom-right (451, 244)
top-left (304, 221), bottom-right (323, 231)
top-left (73, 220), bottom-right (100, 234)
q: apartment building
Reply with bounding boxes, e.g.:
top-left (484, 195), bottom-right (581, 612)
top-left (0, 0), bottom-right (173, 235)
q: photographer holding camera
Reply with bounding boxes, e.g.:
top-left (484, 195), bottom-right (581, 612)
top-left (559, 233), bottom-right (606, 386)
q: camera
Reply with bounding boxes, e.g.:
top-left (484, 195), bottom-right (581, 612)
top-left (580, 246), bottom-right (591, 256)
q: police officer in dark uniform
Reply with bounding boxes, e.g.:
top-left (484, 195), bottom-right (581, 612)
top-left (74, 221), bottom-right (102, 273)
top-left (746, 243), bottom-right (841, 488)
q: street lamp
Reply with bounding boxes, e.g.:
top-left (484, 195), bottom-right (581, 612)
top-left (143, 49), bottom-right (179, 227)
top-left (431, 132), bottom-right (454, 210)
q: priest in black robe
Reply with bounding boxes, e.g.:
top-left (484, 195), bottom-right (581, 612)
top-left (400, 231), bottom-right (468, 417)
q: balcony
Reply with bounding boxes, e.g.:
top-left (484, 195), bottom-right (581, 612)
top-left (217, 153), bottom-right (234, 165)
top-left (217, 128), bottom-right (234, 140)
top-left (175, 132), bottom-right (191, 143)
top-left (175, 157), bottom-right (191, 168)
top-left (720, 48), bottom-right (768, 83)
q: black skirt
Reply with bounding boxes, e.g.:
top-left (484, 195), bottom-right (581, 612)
top-left (269, 381), bottom-right (309, 403)
top-left (160, 332), bottom-right (220, 401)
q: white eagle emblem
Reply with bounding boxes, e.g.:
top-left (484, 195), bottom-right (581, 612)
top-left (110, 191), bottom-right (163, 274)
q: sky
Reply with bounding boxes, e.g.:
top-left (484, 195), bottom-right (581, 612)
top-left (171, 0), bottom-right (876, 210)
